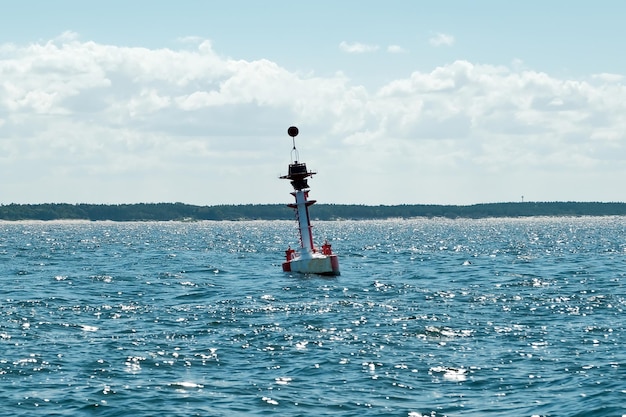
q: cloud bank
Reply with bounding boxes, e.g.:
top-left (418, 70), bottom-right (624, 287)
top-left (1, 33), bottom-right (625, 204)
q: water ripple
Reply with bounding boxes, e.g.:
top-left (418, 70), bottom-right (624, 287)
top-left (0, 218), bottom-right (625, 415)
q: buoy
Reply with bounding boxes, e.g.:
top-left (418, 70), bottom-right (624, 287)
top-left (279, 127), bottom-right (340, 275)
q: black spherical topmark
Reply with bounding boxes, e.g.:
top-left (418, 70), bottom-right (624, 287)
top-left (288, 126), bottom-right (299, 138)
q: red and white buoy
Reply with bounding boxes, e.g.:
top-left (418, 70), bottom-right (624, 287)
top-left (280, 126), bottom-right (340, 275)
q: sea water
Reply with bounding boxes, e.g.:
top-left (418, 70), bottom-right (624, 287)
top-left (0, 217), bottom-right (624, 416)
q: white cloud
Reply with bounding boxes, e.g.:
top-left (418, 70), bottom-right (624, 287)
top-left (591, 73), bottom-right (623, 83)
top-left (429, 32), bottom-right (455, 47)
top-left (387, 45), bottom-right (406, 54)
top-left (1, 35), bottom-right (625, 205)
top-left (339, 41), bottom-right (379, 54)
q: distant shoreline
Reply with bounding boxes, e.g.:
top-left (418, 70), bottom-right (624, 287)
top-left (1, 202), bottom-right (625, 221)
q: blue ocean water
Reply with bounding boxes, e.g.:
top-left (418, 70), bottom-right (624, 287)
top-left (0, 217), bottom-right (625, 417)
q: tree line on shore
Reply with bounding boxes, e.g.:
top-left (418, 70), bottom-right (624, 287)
top-left (0, 202), bottom-right (625, 221)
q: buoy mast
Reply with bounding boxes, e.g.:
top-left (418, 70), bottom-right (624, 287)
top-left (282, 126), bottom-right (316, 256)
top-left (280, 126), bottom-right (339, 275)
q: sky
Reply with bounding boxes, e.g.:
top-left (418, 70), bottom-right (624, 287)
top-left (1, 0), bottom-right (625, 206)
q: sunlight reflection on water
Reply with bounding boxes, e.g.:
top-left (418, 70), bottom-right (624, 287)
top-left (0, 218), bottom-right (624, 416)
